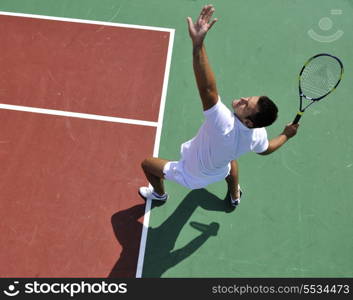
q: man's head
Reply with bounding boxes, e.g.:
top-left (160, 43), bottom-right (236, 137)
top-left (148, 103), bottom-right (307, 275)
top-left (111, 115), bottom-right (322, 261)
top-left (232, 95), bottom-right (278, 128)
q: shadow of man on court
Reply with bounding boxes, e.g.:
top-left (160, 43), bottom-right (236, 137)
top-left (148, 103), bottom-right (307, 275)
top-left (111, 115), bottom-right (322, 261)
top-left (108, 203), bottom-right (146, 278)
top-left (108, 188), bottom-right (231, 278)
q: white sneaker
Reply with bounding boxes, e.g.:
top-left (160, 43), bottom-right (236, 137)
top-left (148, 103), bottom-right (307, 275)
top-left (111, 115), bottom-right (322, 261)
top-left (138, 186), bottom-right (168, 202)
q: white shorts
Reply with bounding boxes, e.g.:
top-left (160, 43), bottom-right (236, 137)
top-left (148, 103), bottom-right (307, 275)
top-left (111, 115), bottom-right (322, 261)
top-left (163, 160), bottom-right (226, 190)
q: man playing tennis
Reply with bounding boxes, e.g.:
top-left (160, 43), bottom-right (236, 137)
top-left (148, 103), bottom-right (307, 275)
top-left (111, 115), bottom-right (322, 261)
top-left (139, 4), bottom-right (299, 207)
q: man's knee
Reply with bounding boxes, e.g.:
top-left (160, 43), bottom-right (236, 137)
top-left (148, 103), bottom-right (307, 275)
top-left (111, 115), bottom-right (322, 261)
top-left (141, 157), bottom-right (152, 172)
top-left (141, 157), bottom-right (166, 178)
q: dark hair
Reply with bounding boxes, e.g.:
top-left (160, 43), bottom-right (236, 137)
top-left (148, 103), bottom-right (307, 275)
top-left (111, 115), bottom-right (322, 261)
top-left (247, 95), bottom-right (278, 128)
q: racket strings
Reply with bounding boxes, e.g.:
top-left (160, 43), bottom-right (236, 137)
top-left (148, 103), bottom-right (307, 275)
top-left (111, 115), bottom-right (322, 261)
top-left (302, 65), bottom-right (333, 95)
top-left (300, 56), bottom-right (342, 99)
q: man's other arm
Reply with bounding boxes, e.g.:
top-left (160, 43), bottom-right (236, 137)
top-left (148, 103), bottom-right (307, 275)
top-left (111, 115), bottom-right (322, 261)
top-left (187, 5), bottom-right (219, 111)
top-left (259, 123), bottom-right (299, 155)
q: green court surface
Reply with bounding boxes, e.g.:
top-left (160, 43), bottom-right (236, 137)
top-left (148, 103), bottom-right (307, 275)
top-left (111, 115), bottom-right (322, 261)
top-left (1, 0), bottom-right (352, 277)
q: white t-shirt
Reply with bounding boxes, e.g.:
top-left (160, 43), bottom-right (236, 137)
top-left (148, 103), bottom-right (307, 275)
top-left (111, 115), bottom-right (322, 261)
top-left (179, 98), bottom-right (269, 188)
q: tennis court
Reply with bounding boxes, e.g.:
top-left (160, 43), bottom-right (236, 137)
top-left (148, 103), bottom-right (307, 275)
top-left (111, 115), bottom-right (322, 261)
top-left (0, 0), bottom-right (352, 278)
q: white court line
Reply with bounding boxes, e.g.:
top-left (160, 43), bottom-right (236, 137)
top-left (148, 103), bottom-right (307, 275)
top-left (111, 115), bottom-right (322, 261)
top-left (0, 10), bottom-right (174, 32)
top-left (0, 11), bottom-right (175, 277)
top-left (135, 26), bottom-right (175, 279)
top-left (0, 104), bottom-right (158, 127)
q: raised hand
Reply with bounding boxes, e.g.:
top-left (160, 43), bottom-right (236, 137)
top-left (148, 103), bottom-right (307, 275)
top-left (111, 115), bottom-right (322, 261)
top-left (187, 4), bottom-right (218, 47)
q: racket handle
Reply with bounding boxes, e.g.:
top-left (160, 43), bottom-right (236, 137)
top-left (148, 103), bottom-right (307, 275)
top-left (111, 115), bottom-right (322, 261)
top-left (293, 112), bottom-right (303, 124)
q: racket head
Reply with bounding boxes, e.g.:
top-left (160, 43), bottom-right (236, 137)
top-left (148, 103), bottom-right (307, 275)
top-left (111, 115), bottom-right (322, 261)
top-left (299, 53), bottom-right (344, 102)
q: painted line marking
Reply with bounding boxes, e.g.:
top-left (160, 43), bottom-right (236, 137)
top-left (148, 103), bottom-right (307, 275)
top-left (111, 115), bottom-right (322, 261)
top-left (0, 11), bottom-right (174, 32)
top-left (0, 104), bottom-right (158, 127)
top-left (135, 25), bottom-right (175, 279)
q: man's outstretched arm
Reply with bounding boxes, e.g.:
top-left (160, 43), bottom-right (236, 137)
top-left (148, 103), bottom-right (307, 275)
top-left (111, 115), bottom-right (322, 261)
top-left (259, 123), bottom-right (299, 155)
top-left (187, 5), bottom-right (219, 111)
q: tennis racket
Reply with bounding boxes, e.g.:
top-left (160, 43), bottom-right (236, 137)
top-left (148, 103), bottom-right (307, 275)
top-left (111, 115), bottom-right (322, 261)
top-left (293, 53), bottom-right (344, 124)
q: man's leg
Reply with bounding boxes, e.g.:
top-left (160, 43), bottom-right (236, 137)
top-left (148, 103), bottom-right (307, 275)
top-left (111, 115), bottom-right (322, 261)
top-left (225, 160), bottom-right (240, 200)
top-left (141, 157), bottom-right (170, 196)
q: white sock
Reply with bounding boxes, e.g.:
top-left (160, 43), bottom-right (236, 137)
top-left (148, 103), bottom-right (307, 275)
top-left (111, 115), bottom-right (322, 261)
top-left (152, 191), bottom-right (166, 198)
top-left (231, 192), bottom-right (241, 202)
top-left (230, 196), bottom-right (239, 202)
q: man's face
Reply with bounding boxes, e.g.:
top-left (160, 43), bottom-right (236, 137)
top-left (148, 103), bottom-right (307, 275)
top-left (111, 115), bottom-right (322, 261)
top-left (232, 96), bottom-right (260, 128)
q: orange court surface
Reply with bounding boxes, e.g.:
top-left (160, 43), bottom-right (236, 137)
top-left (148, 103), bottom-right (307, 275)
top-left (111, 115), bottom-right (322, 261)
top-left (0, 13), bottom-right (174, 277)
